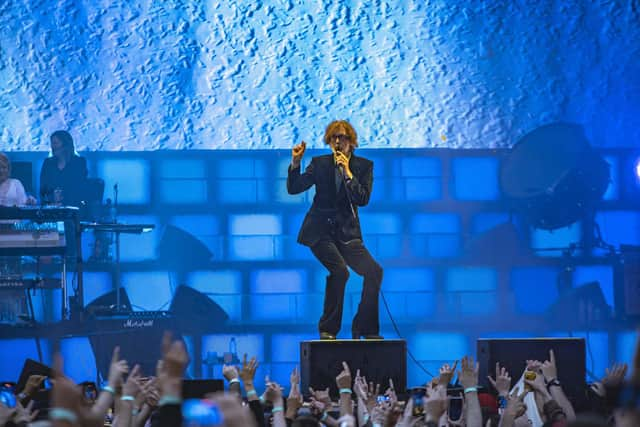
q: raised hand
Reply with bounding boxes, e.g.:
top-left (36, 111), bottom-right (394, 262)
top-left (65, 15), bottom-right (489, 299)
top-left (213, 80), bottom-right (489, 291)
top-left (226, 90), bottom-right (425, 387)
top-left (222, 364), bottom-right (239, 382)
top-left (524, 370), bottom-right (551, 402)
top-left (0, 404), bottom-right (15, 426)
top-left (526, 359), bottom-right (543, 373)
top-left (423, 384), bottom-right (448, 423)
top-left (438, 361), bottom-right (458, 387)
top-left (107, 346), bottom-right (129, 388)
top-left (291, 141), bottom-right (306, 167)
top-left (122, 364), bottom-right (143, 398)
top-left (333, 150), bottom-right (353, 179)
top-left (487, 362), bottom-right (511, 397)
top-left (602, 363), bottom-right (628, 389)
top-left (239, 354), bottom-right (258, 385)
top-left (289, 365), bottom-right (300, 395)
top-left (457, 356), bottom-right (479, 390)
top-left (13, 400), bottom-right (39, 424)
top-left (336, 361), bottom-right (352, 389)
top-left (384, 378), bottom-right (398, 405)
top-left (51, 354), bottom-right (103, 427)
top-left (22, 374), bottom-right (46, 397)
top-left (541, 349), bottom-right (558, 382)
top-left (504, 389), bottom-right (528, 419)
top-left (308, 386), bottom-right (332, 407)
top-left (264, 381), bottom-right (284, 403)
top-left (161, 333), bottom-right (189, 378)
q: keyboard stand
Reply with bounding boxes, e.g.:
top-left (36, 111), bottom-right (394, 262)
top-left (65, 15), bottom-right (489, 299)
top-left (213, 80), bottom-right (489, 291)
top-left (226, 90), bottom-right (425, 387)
top-left (80, 222), bottom-right (155, 315)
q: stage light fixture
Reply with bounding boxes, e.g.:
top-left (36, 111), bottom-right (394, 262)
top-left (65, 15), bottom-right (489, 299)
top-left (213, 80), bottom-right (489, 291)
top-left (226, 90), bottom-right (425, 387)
top-left (635, 158), bottom-right (640, 183)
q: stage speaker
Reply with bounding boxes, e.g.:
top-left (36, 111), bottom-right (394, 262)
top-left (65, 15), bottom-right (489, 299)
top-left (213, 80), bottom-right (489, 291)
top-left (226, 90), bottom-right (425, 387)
top-left (170, 285), bottom-right (229, 332)
top-left (547, 282), bottom-right (612, 325)
top-left (157, 225), bottom-right (213, 271)
top-left (621, 248), bottom-right (640, 317)
top-left (183, 379), bottom-right (225, 398)
top-left (85, 288), bottom-right (132, 316)
top-left (89, 317), bottom-right (177, 381)
top-left (300, 340), bottom-right (406, 399)
top-left (477, 338), bottom-right (586, 409)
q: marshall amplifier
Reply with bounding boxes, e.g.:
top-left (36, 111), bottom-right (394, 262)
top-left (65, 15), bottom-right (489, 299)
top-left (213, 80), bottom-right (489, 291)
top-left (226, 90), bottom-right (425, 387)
top-left (88, 312), bottom-right (179, 380)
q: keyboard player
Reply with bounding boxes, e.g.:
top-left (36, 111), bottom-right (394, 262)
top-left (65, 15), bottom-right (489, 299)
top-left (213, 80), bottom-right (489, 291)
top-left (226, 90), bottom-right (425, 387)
top-left (0, 153), bottom-right (36, 207)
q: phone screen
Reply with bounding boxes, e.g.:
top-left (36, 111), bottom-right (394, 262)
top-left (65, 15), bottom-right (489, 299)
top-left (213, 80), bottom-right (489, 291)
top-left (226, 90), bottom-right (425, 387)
top-left (376, 395), bottom-right (389, 404)
top-left (0, 388), bottom-right (16, 408)
top-left (448, 395), bottom-right (463, 420)
top-left (411, 387), bottom-right (426, 416)
top-left (43, 377), bottom-right (53, 389)
top-left (182, 399), bottom-right (223, 426)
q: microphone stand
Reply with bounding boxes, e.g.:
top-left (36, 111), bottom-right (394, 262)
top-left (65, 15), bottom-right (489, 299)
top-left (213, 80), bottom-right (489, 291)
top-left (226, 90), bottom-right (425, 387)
top-left (112, 183), bottom-right (125, 314)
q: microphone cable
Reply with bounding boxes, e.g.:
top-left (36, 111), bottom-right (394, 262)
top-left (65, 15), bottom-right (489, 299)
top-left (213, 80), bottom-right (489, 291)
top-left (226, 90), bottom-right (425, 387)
top-left (380, 290), bottom-right (436, 380)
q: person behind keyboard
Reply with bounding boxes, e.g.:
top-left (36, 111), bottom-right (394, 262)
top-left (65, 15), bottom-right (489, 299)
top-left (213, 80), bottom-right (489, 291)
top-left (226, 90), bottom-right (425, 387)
top-left (39, 130), bottom-right (88, 207)
top-left (0, 152), bottom-right (36, 206)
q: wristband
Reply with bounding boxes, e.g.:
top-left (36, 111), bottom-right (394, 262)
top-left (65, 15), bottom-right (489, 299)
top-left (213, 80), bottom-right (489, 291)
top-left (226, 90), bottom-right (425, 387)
top-left (339, 388), bottom-right (352, 394)
top-left (260, 396), bottom-right (266, 404)
top-left (464, 387), bottom-right (478, 394)
top-left (321, 412), bottom-right (329, 421)
top-left (132, 408), bottom-right (140, 416)
top-left (373, 424), bottom-right (383, 427)
top-left (547, 378), bottom-right (561, 388)
top-left (50, 408), bottom-right (79, 423)
top-left (363, 414), bottom-right (370, 424)
top-left (158, 395), bottom-right (183, 406)
top-left (246, 389), bottom-right (257, 396)
top-left (497, 395), bottom-right (507, 409)
top-left (272, 406), bottom-right (284, 413)
top-left (228, 378), bottom-right (240, 385)
top-left (102, 386), bottom-right (115, 395)
top-left (121, 395), bottom-right (135, 401)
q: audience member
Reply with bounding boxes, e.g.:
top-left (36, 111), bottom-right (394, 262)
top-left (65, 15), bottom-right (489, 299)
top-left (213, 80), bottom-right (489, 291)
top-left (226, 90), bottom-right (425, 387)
top-left (1, 330), bottom-right (638, 427)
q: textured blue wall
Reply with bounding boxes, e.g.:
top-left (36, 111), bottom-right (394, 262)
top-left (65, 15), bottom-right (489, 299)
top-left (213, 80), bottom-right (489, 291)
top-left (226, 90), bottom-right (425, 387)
top-left (1, 1), bottom-right (639, 150)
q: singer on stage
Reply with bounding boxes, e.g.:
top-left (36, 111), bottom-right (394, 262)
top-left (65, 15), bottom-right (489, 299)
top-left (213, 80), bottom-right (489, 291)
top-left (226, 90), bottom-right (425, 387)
top-left (287, 120), bottom-right (383, 340)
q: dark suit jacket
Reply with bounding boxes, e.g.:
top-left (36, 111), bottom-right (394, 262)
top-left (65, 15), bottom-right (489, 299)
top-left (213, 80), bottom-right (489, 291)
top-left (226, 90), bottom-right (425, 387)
top-left (287, 153), bottom-right (373, 247)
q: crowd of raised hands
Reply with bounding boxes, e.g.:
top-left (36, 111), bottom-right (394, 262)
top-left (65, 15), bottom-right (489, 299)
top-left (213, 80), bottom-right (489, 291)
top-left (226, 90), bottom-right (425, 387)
top-left (0, 332), bottom-right (639, 427)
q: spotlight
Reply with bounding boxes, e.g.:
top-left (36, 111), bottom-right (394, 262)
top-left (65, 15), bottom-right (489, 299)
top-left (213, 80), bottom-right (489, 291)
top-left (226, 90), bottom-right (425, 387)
top-left (635, 158), bottom-right (640, 182)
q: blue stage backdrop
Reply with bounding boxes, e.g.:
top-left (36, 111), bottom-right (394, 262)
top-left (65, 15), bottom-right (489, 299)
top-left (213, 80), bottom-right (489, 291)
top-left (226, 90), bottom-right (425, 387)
top-left (1, 0), bottom-right (639, 391)
top-left (1, 0), bottom-right (639, 150)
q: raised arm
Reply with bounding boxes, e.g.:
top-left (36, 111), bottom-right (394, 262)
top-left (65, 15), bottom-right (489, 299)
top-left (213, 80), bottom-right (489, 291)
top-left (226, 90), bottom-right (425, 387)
top-left (287, 141), bottom-right (315, 194)
top-left (541, 350), bottom-right (575, 420)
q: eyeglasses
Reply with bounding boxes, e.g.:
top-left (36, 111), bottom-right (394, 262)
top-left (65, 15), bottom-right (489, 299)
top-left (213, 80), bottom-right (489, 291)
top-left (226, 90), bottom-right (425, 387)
top-left (330, 134), bottom-right (351, 143)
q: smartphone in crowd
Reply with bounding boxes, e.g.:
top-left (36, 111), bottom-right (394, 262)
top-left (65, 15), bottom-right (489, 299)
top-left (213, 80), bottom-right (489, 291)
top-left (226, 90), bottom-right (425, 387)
top-left (43, 377), bottom-right (53, 390)
top-left (182, 399), bottom-right (224, 427)
top-left (411, 387), bottom-right (426, 416)
top-left (448, 394), bottom-right (464, 421)
top-left (0, 385), bottom-right (16, 408)
top-left (376, 395), bottom-right (390, 404)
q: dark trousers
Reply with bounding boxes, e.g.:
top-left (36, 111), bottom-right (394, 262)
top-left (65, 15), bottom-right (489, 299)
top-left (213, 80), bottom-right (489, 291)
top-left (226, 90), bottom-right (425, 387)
top-left (311, 238), bottom-right (383, 336)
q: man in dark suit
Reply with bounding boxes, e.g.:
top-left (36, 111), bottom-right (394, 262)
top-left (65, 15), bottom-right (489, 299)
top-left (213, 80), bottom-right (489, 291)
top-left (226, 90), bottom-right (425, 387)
top-left (287, 120), bottom-right (383, 340)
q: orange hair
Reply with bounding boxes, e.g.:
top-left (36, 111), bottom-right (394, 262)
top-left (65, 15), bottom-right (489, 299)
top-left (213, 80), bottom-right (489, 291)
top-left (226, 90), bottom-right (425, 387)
top-left (323, 120), bottom-right (358, 148)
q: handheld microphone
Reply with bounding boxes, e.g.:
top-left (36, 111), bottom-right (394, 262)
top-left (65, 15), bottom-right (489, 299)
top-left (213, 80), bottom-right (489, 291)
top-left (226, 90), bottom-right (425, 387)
top-left (333, 147), bottom-right (347, 179)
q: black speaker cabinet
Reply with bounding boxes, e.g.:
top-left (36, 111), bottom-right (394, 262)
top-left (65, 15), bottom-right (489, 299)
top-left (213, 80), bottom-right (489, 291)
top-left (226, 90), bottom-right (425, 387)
top-left (300, 340), bottom-right (406, 399)
top-left (477, 338), bottom-right (586, 409)
top-left (183, 379), bottom-right (225, 398)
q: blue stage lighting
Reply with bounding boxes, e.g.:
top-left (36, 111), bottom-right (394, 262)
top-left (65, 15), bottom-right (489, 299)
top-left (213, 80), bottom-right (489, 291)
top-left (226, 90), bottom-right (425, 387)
top-left (635, 158), bottom-right (640, 182)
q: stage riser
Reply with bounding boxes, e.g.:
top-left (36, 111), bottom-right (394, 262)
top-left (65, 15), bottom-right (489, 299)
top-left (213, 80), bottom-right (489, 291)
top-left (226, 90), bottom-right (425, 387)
top-left (300, 340), bottom-right (406, 399)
